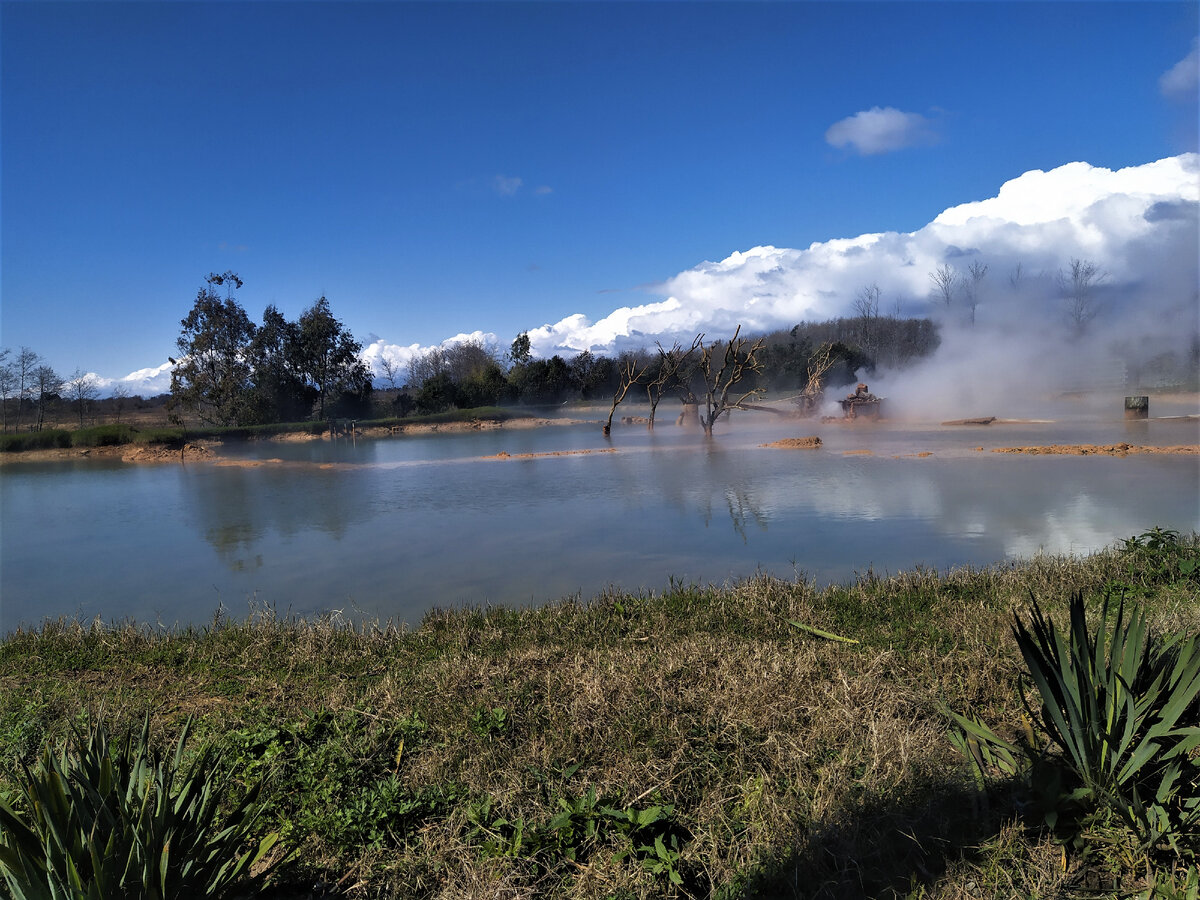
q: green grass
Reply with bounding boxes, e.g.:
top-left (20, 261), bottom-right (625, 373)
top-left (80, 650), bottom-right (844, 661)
top-left (0, 542), bottom-right (1196, 898)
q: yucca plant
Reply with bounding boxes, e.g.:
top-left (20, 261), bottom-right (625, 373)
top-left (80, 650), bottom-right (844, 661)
top-left (0, 715), bottom-right (282, 899)
top-left (948, 591), bottom-right (1200, 855)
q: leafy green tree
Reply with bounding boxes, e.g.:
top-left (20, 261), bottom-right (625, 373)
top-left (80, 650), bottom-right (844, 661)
top-left (515, 355), bottom-right (572, 404)
top-left (415, 371), bottom-right (461, 414)
top-left (295, 296), bottom-right (372, 419)
top-left (170, 273), bottom-right (257, 426)
top-left (246, 305), bottom-right (314, 423)
top-left (458, 361), bottom-right (509, 407)
top-left (508, 331), bottom-right (532, 367)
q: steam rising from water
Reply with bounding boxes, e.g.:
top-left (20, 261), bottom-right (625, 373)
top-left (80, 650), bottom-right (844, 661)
top-left (516, 154), bottom-right (1199, 421)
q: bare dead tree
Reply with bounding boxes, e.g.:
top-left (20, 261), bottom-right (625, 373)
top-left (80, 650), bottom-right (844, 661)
top-left (378, 356), bottom-right (402, 390)
top-left (33, 364), bottom-right (62, 431)
top-left (13, 346), bottom-right (40, 431)
top-left (853, 284), bottom-right (881, 356)
top-left (1009, 261), bottom-right (1024, 290)
top-left (929, 264), bottom-right (958, 309)
top-left (110, 382), bottom-right (130, 424)
top-left (853, 283), bottom-right (881, 319)
top-left (963, 261), bottom-right (988, 325)
top-left (697, 325), bottom-right (766, 436)
top-left (65, 369), bottom-right (100, 428)
top-left (1057, 257), bottom-right (1107, 337)
top-left (646, 335), bottom-right (702, 429)
top-left (604, 353), bottom-right (649, 436)
top-left (797, 343), bottom-right (839, 415)
top-left (0, 349), bottom-right (13, 433)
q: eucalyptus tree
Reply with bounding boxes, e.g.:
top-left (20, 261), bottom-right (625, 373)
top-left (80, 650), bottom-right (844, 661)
top-left (169, 272), bottom-right (257, 426)
top-left (295, 295), bottom-right (372, 419)
top-left (246, 305), bottom-right (313, 423)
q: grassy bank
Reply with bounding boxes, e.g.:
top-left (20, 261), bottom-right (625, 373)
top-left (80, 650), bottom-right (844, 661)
top-left (0, 408), bottom-right (533, 454)
top-left (1, 540), bottom-right (1197, 898)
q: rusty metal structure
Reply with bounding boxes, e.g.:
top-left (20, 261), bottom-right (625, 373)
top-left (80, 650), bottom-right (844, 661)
top-left (839, 383), bottom-right (884, 419)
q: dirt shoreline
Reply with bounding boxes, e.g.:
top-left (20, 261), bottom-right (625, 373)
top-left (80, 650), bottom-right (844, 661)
top-left (0, 417), bottom-right (596, 465)
top-left (3, 414), bottom-right (1198, 466)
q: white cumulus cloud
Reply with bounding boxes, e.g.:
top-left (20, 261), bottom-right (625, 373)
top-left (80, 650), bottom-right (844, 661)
top-left (824, 106), bottom-right (938, 155)
top-left (519, 154), bottom-right (1197, 361)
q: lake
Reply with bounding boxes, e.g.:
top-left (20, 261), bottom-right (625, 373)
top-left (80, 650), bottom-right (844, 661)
top-left (2, 409), bottom-right (1197, 631)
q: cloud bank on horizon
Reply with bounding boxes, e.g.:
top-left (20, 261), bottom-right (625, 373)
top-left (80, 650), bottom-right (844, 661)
top-left (512, 153), bottom-right (1198, 360)
top-left (112, 153), bottom-right (1198, 402)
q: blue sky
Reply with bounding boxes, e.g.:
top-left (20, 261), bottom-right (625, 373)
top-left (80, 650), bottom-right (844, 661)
top-left (1, 1), bottom-right (1197, 388)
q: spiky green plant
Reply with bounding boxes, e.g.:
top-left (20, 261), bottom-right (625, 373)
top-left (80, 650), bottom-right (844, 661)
top-left (0, 716), bottom-right (282, 900)
top-left (948, 591), bottom-right (1200, 854)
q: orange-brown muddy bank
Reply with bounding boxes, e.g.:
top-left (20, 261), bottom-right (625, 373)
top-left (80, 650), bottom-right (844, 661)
top-left (990, 443), bottom-right (1199, 456)
top-left (760, 436), bottom-right (822, 449)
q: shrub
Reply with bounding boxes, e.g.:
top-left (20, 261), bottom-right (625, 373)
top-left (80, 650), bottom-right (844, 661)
top-left (1120, 527), bottom-right (1200, 586)
top-left (0, 715), bottom-right (282, 899)
top-left (70, 424), bottom-right (136, 447)
top-left (132, 427), bottom-right (186, 445)
top-left (948, 591), bottom-right (1200, 855)
top-left (0, 431), bottom-right (72, 453)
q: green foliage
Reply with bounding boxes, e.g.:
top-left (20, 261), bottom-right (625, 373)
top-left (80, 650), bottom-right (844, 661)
top-left (947, 591), bottom-right (1200, 856)
top-left (68, 425), bottom-right (137, 447)
top-left (170, 273), bottom-right (258, 427)
top-left (468, 706), bottom-right (510, 740)
top-left (220, 708), bottom-right (450, 856)
top-left (1120, 528), bottom-right (1200, 587)
top-left (464, 787), bottom-right (690, 885)
top-left (0, 715), bottom-right (281, 899)
top-left (131, 428), bottom-right (186, 445)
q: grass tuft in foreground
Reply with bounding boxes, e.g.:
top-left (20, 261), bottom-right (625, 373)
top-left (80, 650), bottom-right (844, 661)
top-left (0, 714), bottom-right (280, 899)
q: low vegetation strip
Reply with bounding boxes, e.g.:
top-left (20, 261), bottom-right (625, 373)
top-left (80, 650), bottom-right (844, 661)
top-left (0, 408), bottom-right (534, 457)
top-left (0, 535), bottom-right (1197, 899)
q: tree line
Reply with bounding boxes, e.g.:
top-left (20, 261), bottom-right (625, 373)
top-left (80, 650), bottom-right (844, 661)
top-left (1, 272), bottom-right (943, 434)
top-left (391, 314), bottom-right (940, 434)
top-left (0, 347), bottom-right (106, 433)
top-left (168, 272), bottom-right (373, 426)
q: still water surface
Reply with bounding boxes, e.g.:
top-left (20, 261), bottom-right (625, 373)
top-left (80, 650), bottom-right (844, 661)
top-left (2, 413), bottom-right (1197, 630)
